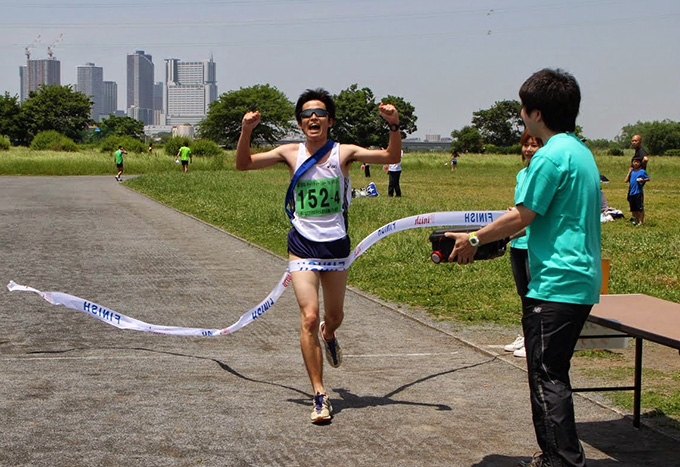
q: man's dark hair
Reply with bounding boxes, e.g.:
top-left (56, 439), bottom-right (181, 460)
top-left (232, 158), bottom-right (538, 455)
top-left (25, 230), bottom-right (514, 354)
top-left (118, 145), bottom-right (123, 149)
top-left (295, 88), bottom-right (336, 123)
top-left (519, 68), bottom-right (581, 133)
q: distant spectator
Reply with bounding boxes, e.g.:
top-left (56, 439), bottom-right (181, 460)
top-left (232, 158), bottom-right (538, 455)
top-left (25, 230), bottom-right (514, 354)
top-left (114, 145), bottom-right (127, 182)
top-left (176, 142), bottom-right (192, 173)
top-left (387, 152), bottom-right (402, 197)
top-left (631, 134), bottom-right (649, 170)
top-left (451, 151), bottom-right (459, 171)
top-left (625, 157), bottom-right (650, 225)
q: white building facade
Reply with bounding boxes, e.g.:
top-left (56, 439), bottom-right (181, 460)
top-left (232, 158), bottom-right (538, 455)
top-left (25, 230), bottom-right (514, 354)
top-left (164, 57), bottom-right (217, 127)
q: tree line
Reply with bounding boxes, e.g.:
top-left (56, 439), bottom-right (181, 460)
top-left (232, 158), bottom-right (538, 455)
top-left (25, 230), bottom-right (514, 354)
top-left (2, 85), bottom-right (679, 156)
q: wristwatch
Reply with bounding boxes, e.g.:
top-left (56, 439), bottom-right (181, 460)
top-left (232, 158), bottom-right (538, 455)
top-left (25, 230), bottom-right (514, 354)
top-left (468, 232), bottom-right (480, 247)
top-left (389, 123), bottom-right (400, 132)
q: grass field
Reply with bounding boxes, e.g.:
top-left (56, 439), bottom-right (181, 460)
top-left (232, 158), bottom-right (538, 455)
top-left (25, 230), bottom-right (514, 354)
top-left (2, 145), bottom-right (679, 422)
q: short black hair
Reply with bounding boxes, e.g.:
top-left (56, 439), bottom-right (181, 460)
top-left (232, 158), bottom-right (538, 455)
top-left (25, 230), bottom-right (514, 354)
top-left (519, 68), bottom-right (580, 133)
top-left (295, 88), bottom-right (336, 123)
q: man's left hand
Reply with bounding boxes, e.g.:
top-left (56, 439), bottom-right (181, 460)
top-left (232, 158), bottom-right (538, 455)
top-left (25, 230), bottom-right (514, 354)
top-left (378, 103), bottom-right (399, 125)
top-left (444, 232), bottom-right (478, 264)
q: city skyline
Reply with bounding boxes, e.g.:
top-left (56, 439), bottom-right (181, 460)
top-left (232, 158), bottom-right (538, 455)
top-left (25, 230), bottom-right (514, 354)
top-left (17, 49), bottom-right (220, 128)
top-left (2, 0), bottom-right (680, 141)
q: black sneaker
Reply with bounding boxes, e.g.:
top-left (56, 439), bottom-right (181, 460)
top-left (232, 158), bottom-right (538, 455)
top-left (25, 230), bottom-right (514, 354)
top-left (517, 453), bottom-right (550, 467)
top-left (319, 321), bottom-right (343, 368)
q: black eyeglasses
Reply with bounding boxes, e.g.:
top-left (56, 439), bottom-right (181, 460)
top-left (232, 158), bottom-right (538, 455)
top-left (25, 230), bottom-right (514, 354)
top-left (300, 108), bottom-right (328, 119)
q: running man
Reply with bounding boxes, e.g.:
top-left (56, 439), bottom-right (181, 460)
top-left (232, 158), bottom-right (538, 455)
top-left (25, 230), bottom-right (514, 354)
top-left (236, 88), bottom-right (401, 423)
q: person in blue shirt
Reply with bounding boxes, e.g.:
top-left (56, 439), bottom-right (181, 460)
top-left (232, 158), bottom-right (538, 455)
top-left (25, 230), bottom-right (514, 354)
top-left (445, 68), bottom-right (601, 467)
top-left (624, 157), bottom-right (650, 225)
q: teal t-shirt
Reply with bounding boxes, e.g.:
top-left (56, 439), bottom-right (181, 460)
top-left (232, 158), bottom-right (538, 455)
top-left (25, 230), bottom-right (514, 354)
top-left (179, 146), bottom-right (191, 161)
top-left (115, 149), bottom-right (124, 164)
top-left (510, 167), bottom-right (528, 250)
top-left (515, 133), bottom-right (602, 305)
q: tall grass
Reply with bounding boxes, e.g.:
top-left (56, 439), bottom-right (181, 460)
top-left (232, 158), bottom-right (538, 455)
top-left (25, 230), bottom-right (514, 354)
top-left (0, 146), bottom-right (225, 175)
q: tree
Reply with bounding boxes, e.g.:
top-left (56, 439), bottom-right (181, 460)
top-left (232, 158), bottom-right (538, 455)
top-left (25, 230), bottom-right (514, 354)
top-left (379, 95), bottom-right (417, 148)
top-left (617, 120), bottom-right (680, 154)
top-left (20, 85), bottom-right (93, 144)
top-left (450, 125), bottom-right (484, 153)
top-left (332, 84), bottom-right (381, 148)
top-left (0, 92), bottom-right (22, 145)
top-left (97, 115), bottom-right (145, 140)
top-left (472, 99), bottom-right (523, 147)
top-left (332, 84), bottom-right (417, 148)
top-left (199, 84), bottom-right (295, 148)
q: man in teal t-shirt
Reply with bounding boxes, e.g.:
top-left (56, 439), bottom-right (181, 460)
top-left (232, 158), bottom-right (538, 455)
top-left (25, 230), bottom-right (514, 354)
top-left (176, 143), bottom-right (192, 173)
top-left (445, 69), bottom-right (601, 467)
top-left (517, 132), bottom-right (602, 305)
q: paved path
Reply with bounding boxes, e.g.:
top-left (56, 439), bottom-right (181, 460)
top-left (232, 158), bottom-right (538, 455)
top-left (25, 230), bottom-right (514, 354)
top-left (1, 176), bottom-right (678, 467)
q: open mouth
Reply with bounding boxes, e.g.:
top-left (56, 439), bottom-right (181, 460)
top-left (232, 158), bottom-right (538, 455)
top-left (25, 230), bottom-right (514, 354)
top-left (309, 123), bottom-right (321, 131)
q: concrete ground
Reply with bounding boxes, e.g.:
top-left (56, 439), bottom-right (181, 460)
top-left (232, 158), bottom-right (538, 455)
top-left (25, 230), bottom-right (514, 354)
top-left (1, 176), bottom-right (678, 467)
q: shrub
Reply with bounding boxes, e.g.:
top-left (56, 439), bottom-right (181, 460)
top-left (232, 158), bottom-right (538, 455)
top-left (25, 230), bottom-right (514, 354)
top-left (30, 130), bottom-right (79, 152)
top-left (99, 135), bottom-right (146, 154)
top-left (0, 135), bottom-right (10, 151)
top-left (484, 143), bottom-right (522, 155)
top-left (663, 149), bottom-right (680, 157)
top-left (607, 148), bottom-right (624, 156)
top-left (164, 137), bottom-right (191, 157)
top-left (190, 139), bottom-right (223, 157)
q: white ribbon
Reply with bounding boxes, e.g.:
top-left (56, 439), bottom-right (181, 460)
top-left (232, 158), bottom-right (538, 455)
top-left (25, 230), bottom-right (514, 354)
top-left (7, 210), bottom-right (505, 337)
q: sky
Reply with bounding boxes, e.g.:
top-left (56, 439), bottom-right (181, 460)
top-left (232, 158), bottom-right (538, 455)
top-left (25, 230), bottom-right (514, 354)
top-left (2, 0), bottom-right (679, 141)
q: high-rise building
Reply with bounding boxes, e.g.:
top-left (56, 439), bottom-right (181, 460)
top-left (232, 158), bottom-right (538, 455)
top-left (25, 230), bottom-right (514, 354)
top-left (126, 50), bottom-right (154, 125)
top-left (164, 56), bottom-right (217, 126)
top-left (152, 81), bottom-right (164, 125)
top-left (102, 81), bottom-right (118, 118)
top-left (19, 58), bottom-right (61, 103)
top-left (77, 63), bottom-right (104, 121)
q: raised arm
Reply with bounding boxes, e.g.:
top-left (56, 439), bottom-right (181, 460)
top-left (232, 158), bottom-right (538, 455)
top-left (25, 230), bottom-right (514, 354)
top-left (236, 111), bottom-right (288, 171)
top-left (342, 103), bottom-right (402, 165)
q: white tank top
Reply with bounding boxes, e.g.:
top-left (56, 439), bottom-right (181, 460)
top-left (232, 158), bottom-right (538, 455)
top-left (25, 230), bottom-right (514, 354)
top-left (291, 142), bottom-right (351, 242)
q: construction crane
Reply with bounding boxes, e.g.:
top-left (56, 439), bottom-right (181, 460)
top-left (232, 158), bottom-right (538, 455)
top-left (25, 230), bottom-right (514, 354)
top-left (25, 35), bottom-right (41, 60)
top-left (47, 34), bottom-right (63, 59)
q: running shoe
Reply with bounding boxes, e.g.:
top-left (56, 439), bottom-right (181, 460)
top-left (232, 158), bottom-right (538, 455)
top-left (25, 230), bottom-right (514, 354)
top-left (514, 346), bottom-right (526, 358)
top-left (517, 452), bottom-right (550, 467)
top-left (319, 321), bottom-right (343, 368)
top-left (310, 392), bottom-right (332, 423)
top-left (504, 335), bottom-right (524, 352)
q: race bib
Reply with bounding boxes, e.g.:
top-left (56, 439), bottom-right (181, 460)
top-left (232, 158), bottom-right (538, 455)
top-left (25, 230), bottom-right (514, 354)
top-left (296, 177), bottom-right (341, 217)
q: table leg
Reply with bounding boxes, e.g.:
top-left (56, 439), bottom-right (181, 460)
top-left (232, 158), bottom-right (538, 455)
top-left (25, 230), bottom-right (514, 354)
top-left (634, 337), bottom-right (643, 428)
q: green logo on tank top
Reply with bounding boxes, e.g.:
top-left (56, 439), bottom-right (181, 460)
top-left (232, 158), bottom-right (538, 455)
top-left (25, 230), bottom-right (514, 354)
top-left (296, 177), bottom-right (342, 217)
